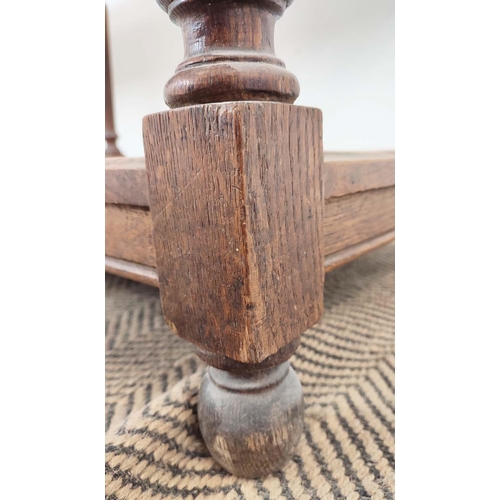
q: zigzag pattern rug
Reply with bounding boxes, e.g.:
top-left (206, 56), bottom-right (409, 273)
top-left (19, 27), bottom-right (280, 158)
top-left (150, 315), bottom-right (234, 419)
top-left (105, 242), bottom-right (395, 499)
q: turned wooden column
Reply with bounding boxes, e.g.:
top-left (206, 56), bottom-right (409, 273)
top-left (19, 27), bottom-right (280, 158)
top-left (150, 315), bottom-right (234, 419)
top-left (105, 6), bottom-right (122, 157)
top-left (143, 0), bottom-right (323, 477)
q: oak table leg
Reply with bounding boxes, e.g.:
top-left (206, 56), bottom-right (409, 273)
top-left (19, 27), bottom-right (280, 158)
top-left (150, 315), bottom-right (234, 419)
top-left (105, 5), bottom-right (122, 157)
top-left (143, 0), bottom-right (323, 478)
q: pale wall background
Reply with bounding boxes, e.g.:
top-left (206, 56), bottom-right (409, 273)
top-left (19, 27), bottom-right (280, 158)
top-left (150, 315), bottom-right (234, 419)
top-left (107, 0), bottom-right (394, 157)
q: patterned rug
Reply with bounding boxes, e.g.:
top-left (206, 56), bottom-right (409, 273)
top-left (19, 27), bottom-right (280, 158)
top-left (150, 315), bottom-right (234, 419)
top-left (105, 242), bottom-right (395, 499)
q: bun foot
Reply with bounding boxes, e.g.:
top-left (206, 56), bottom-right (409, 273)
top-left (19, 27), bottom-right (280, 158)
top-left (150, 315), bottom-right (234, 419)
top-left (198, 361), bottom-right (304, 478)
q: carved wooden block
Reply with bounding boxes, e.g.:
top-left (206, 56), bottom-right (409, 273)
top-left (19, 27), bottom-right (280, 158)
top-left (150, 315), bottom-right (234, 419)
top-left (143, 101), bottom-right (324, 365)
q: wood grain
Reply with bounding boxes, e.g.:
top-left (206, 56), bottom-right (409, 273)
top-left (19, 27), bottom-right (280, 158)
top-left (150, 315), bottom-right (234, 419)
top-left (105, 204), bottom-right (156, 268)
top-left (105, 157), bottom-right (150, 207)
top-left (105, 229), bottom-right (396, 290)
top-left (105, 185), bottom-right (395, 275)
top-left (323, 230), bottom-right (395, 272)
top-left (143, 102), bottom-right (324, 365)
top-left (323, 151), bottom-right (394, 198)
top-left (105, 152), bottom-right (395, 207)
top-left (323, 187), bottom-right (395, 255)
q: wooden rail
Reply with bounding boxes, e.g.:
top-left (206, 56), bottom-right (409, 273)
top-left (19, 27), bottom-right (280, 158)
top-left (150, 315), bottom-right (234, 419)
top-left (105, 152), bottom-right (395, 286)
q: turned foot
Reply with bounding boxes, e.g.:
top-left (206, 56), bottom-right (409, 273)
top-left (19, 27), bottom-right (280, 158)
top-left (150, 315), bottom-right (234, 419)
top-left (198, 361), bottom-right (304, 478)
